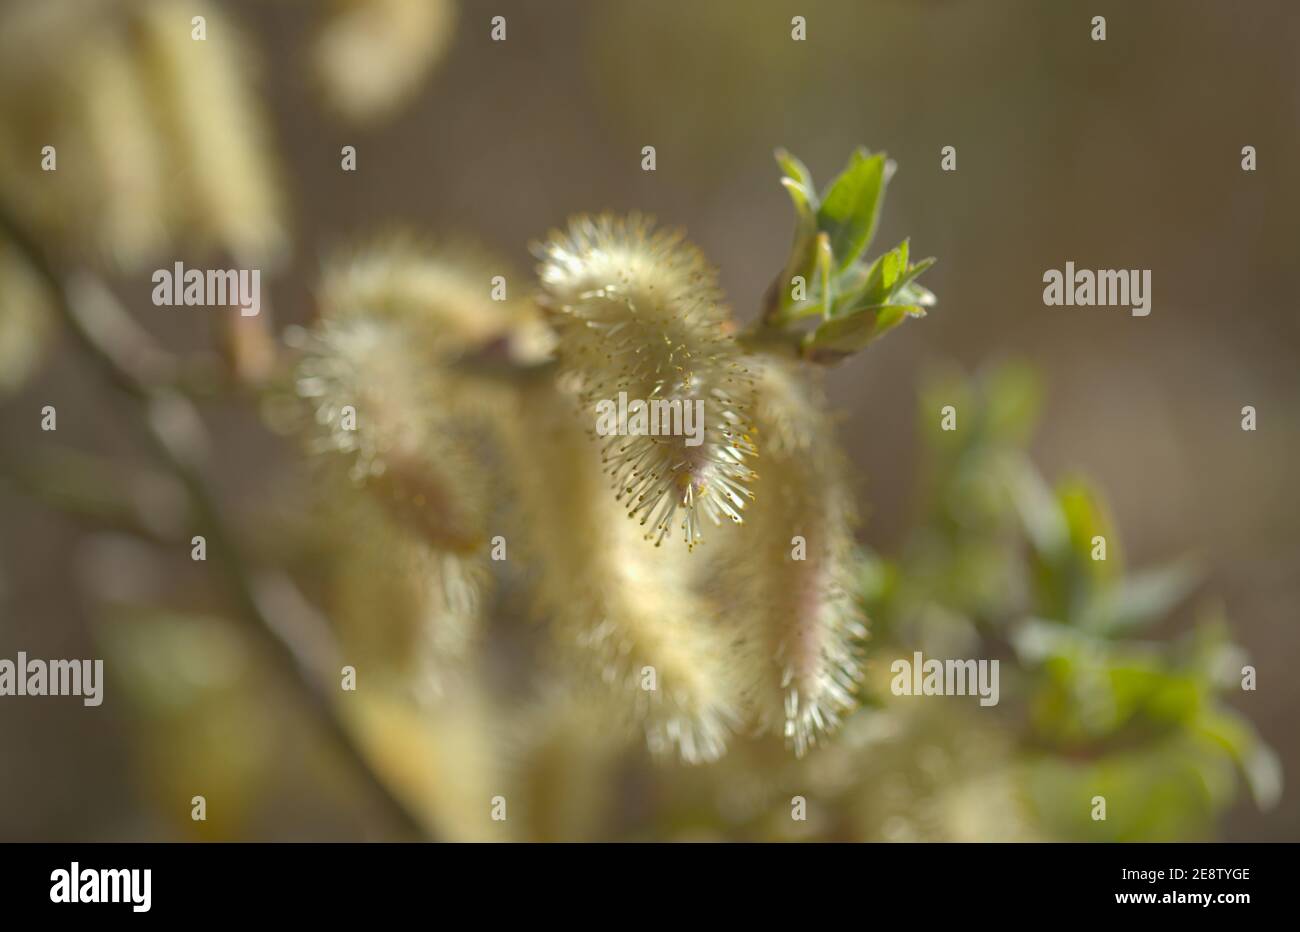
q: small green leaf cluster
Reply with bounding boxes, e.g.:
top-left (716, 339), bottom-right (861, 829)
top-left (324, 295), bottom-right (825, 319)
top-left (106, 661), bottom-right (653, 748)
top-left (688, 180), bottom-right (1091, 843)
top-left (764, 148), bottom-right (935, 361)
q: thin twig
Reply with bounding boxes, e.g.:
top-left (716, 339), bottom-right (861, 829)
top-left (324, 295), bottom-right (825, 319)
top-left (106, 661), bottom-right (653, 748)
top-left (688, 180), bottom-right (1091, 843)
top-left (0, 210), bottom-right (430, 840)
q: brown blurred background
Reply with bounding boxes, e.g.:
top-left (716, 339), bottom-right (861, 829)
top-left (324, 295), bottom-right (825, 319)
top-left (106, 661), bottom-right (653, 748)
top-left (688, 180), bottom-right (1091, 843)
top-left (1, 0), bottom-right (1297, 840)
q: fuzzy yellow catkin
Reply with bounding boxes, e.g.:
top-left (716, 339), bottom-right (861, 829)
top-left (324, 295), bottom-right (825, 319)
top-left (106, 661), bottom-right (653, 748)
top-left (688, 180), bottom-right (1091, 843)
top-left (317, 236), bottom-right (555, 365)
top-left (328, 490), bottom-right (486, 705)
top-left (293, 235), bottom-right (561, 582)
top-left (75, 29), bottom-right (170, 266)
top-left (294, 242), bottom-right (539, 700)
top-left (0, 1), bottom-right (165, 264)
top-left (710, 359), bottom-right (866, 757)
top-left (0, 240), bottom-right (56, 395)
top-left (295, 317), bottom-right (494, 706)
top-left (506, 685), bottom-right (630, 841)
top-left (294, 315), bottom-right (491, 553)
top-left (133, 0), bottom-right (286, 265)
top-left (312, 0), bottom-right (457, 123)
top-left (501, 381), bottom-right (744, 764)
top-left (0, 0), bottom-right (284, 267)
top-left (346, 681), bottom-right (506, 841)
top-left (535, 214), bottom-right (757, 550)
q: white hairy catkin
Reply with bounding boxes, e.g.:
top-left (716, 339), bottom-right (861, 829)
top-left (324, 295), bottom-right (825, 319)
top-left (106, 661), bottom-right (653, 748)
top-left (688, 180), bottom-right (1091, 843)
top-left (0, 0), bottom-right (284, 266)
top-left (0, 1), bottom-right (165, 264)
top-left (0, 240), bottom-right (55, 395)
top-left (318, 235), bottom-right (554, 365)
top-left (347, 680), bottom-right (507, 840)
top-left (295, 238), bottom-right (550, 544)
top-left (711, 360), bottom-right (867, 756)
top-left (505, 684), bottom-right (629, 841)
top-left (535, 214), bottom-right (757, 550)
top-left (134, 0), bottom-right (287, 265)
top-left (328, 490), bottom-right (486, 705)
top-left (294, 315), bottom-right (490, 552)
top-left (293, 241), bottom-right (546, 700)
top-left (501, 381), bottom-right (745, 764)
top-left (312, 0), bottom-right (457, 123)
top-left (295, 316), bottom-right (491, 702)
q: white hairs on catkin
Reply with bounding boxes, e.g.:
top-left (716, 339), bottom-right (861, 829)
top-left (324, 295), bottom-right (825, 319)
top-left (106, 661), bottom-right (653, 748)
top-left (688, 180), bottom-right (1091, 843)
top-left (714, 360), bottom-right (867, 756)
top-left (535, 214), bottom-right (757, 550)
top-left (291, 241), bottom-right (537, 701)
top-left (329, 492), bottom-right (486, 705)
top-left (294, 315), bottom-right (488, 551)
top-left (312, 0), bottom-right (457, 124)
top-left (0, 0), bottom-right (284, 267)
top-left (293, 237), bottom-right (549, 546)
top-left (317, 235), bottom-right (554, 365)
top-left (501, 383), bottom-right (744, 764)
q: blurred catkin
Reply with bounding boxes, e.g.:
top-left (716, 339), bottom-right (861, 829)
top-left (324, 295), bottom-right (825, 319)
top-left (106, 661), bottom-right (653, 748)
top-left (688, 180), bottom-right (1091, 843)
top-left (312, 0), bottom-right (457, 124)
top-left (346, 684), bottom-right (506, 841)
top-left (291, 239), bottom-right (549, 708)
top-left (295, 237), bottom-right (548, 531)
top-left (294, 314), bottom-right (491, 549)
top-left (327, 492), bottom-right (486, 704)
top-left (291, 249), bottom-right (521, 837)
top-left (501, 381), bottom-right (745, 764)
top-left (0, 0), bottom-right (284, 267)
top-left (507, 686), bottom-right (630, 841)
top-left (712, 360), bottom-right (866, 756)
top-left (0, 238), bottom-right (55, 396)
top-left (133, 0), bottom-right (286, 265)
top-left (315, 235), bottom-right (553, 365)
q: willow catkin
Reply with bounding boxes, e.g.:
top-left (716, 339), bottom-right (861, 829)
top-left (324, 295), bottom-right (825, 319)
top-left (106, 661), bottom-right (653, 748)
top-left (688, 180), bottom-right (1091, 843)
top-left (312, 0), bottom-right (457, 124)
top-left (295, 238), bottom-right (549, 540)
top-left (291, 242), bottom-right (542, 700)
top-left (0, 0), bottom-right (167, 264)
top-left (133, 0), bottom-right (286, 265)
top-left (294, 315), bottom-right (489, 552)
top-left (0, 239), bottom-right (55, 396)
top-left (328, 490), bottom-right (486, 705)
top-left (501, 380), bottom-right (744, 764)
top-left (346, 679), bottom-right (507, 841)
top-left (74, 26), bottom-right (170, 266)
top-left (506, 684), bottom-right (630, 841)
top-left (294, 316), bottom-right (492, 702)
top-left (712, 359), bottom-right (866, 756)
top-left (317, 235), bottom-right (554, 365)
top-left (535, 214), bottom-right (757, 550)
top-left (0, 0), bottom-right (284, 267)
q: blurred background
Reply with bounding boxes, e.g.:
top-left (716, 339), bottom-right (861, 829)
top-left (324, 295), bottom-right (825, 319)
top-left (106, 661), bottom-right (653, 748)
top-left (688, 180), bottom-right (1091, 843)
top-left (0, 0), bottom-right (1297, 841)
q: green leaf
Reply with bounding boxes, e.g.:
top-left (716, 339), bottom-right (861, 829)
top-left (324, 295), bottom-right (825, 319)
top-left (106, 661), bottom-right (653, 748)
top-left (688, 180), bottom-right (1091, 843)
top-left (894, 281), bottom-right (936, 308)
top-left (837, 243), bottom-right (935, 316)
top-left (892, 256), bottom-right (936, 297)
top-left (814, 232), bottom-right (834, 319)
top-left (804, 303), bottom-right (920, 358)
top-left (983, 362), bottom-right (1042, 443)
top-left (886, 238), bottom-right (909, 289)
top-left (780, 177), bottom-right (816, 224)
top-left (776, 148), bottom-right (818, 213)
top-left (1082, 562), bottom-right (1201, 635)
top-left (1194, 708), bottom-right (1283, 810)
top-left (816, 148), bottom-right (889, 273)
top-left (764, 147), bottom-right (935, 333)
top-left (770, 149), bottom-right (821, 322)
top-left (1012, 462), bottom-right (1070, 563)
top-left (1059, 479), bottom-right (1118, 579)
